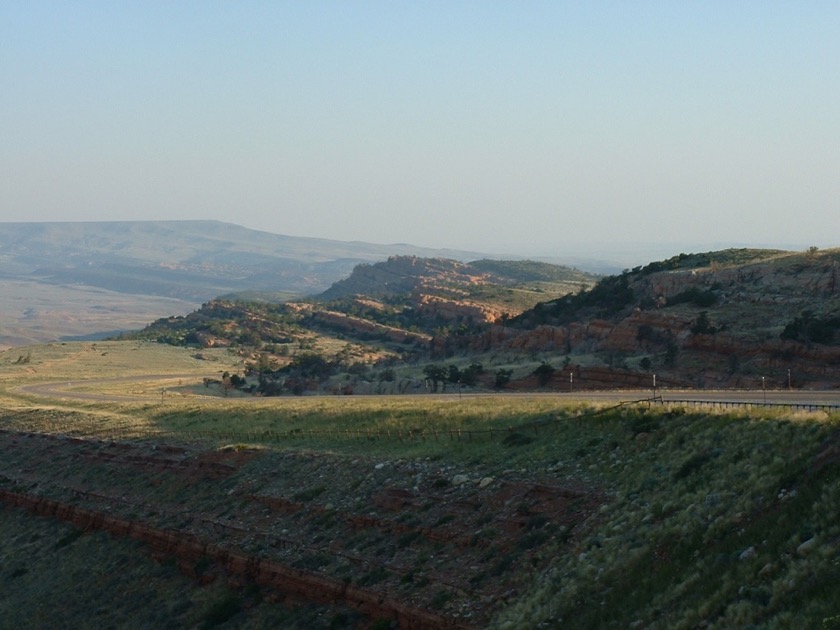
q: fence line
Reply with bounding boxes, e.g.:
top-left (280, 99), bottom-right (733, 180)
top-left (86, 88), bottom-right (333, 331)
top-left (664, 399), bottom-right (840, 413)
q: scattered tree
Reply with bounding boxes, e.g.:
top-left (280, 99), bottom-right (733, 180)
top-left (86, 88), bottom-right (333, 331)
top-left (691, 311), bottom-right (717, 335)
top-left (423, 364), bottom-right (448, 392)
top-left (446, 365), bottom-right (461, 385)
top-left (533, 361), bottom-right (555, 387)
top-left (460, 362), bottom-right (484, 387)
top-left (494, 368), bottom-right (513, 390)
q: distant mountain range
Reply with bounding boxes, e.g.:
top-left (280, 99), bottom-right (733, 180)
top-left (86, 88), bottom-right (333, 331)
top-left (0, 220), bottom-right (494, 299)
top-left (0, 220), bottom-right (596, 348)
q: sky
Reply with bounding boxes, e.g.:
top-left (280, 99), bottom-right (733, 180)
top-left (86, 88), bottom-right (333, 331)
top-left (2, 2), bottom-right (839, 261)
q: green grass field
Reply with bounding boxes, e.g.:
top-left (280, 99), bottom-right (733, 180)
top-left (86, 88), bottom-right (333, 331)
top-left (1, 341), bottom-right (839, 628)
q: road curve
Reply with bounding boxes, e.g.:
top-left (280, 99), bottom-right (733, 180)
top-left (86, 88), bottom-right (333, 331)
top-left (16, 374), bottom-right (212, 403)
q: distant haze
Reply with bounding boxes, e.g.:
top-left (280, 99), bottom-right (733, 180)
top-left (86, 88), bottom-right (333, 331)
top-left (2, 4), bottom-right (838, 258)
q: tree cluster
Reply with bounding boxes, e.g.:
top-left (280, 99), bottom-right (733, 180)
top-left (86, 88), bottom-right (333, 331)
top-left (781, 310), bottom-right (840, 345)
top-left (422, 362), bottom-right (484, 392)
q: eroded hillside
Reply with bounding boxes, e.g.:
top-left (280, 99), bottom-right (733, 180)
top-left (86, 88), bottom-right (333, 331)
top-left (127, 247), bottom-right (840, 394)
top-left (451, 248), bottom-right (840, 389)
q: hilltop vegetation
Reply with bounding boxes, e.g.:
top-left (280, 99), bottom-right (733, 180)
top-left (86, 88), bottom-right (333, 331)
top-left (320, 256), bottom-right (593, 306)
top-left (496, 247), bottom-right (840, 388)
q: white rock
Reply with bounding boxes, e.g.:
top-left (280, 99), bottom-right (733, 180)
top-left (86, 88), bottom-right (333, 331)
top-left (797, 537), bottom-right (817, 556)
top-left (739, 546), bottom-right (756, 561)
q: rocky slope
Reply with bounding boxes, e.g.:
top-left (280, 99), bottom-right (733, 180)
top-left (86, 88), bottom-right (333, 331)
top-left (0, 428), bottom-right (601, 628)
top-left (319, 256), bottom-right (598, 324)
top-left (451, 248), bottom-right (840, 388)
top-left (128, 256), bottom-right (599, 371)
top-left (132, 247), bottom-right (840, 392)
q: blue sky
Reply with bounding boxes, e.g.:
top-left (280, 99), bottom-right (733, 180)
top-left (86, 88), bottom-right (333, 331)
top-left (2, 2), bottom-right (839, 260)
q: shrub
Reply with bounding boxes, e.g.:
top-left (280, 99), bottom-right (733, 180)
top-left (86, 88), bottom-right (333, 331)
top-left (200, 592), bottom-right (241, 628)
top-left (54, 529), bottom-right (84, 549)
top-left (494, 368), bottom-right (513, 389)
top-left (490, 553), bottom-right (516, 576)
top-left (781, 310), bottom-right (840, 344)
top-left (357, 566), bottom-right (389, 586)
top-left (193, 556), bottom-right (213, 576)
top-left (431, 590), bottom-right (452, 610)
top-left (503, 431), bottom-right (535, 447)
top-left (293, 485), bottom-right (326, 502)
top-left (667, 287), bottom-right (719, 308)
top-left (673, 451), bottom-right (714, 480)
top-left (533, 362), bottom-right (556, 386)
top-left (396, 531), bottom-right (421, 548)
top-left (629, 415), bottom-right (660, 436)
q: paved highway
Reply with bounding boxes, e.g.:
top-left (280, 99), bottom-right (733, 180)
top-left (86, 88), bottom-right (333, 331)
top-left (15, 374), bottom-right (205, 403)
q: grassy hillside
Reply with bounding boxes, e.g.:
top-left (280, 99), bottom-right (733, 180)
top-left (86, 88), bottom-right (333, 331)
top-left (0, 506), bottom-right (354, 629)
top-left (0, 342), bottom-right (838, 628)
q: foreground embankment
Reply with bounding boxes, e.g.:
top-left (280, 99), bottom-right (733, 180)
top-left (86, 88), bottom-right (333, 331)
top-left (1, 385), bottom-right (839, 627)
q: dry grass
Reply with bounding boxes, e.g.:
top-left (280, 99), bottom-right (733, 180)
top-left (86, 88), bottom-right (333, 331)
top-left (0, 280), bottom-right (197, 349)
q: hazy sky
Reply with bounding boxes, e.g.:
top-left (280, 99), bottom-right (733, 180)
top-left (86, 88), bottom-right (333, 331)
top-left (2, 2), bottom-right (839, 258)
